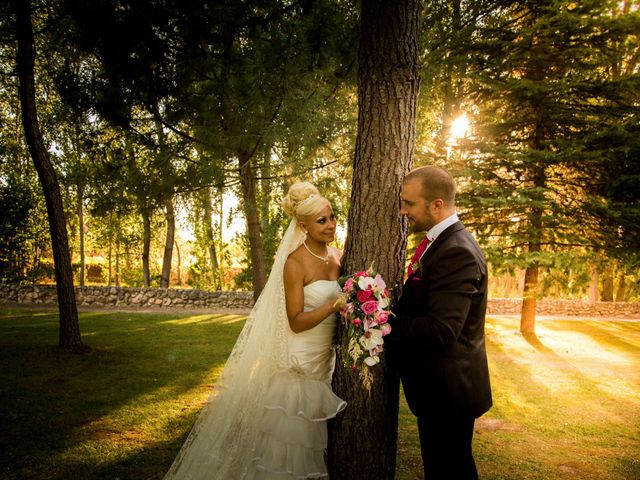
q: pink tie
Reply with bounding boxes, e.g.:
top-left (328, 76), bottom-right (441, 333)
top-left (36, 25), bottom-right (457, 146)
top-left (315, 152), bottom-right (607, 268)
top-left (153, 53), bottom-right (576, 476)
top-left (407, 236), bottom-right (431, 278)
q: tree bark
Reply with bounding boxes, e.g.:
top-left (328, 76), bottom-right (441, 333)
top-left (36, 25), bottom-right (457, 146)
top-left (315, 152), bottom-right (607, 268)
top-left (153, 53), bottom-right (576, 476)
top-left (600, 265), bottom-right (614, 301)
top-left (520, 263), bottom-right (539, 334)
top-left (115, 245), bottom-right (120, 287)
top-left (77, 186), bottom-right (85, 286)
top-left (238, 151), bottom-right (267, 300)
top-left (203, 188), bottom-right (221, 289)
top-left (160, 199), bottom-right (175, 289)
top-left (329, 0), bottom-right (420, 478)
top-left (587, 264), bottom-right (599, 303)
top-left (520, 85), bottom-right (546, 334)
top-left (108, 234), bottom-right (113, 286)
top-left (615, 269), bottom-right (627, 302)
top-left (174, 240), bottom-right (182, 286)
top-left (16, 0), bottom-right (82, 348)
top-left (142, 209), bottom-right (152, 287)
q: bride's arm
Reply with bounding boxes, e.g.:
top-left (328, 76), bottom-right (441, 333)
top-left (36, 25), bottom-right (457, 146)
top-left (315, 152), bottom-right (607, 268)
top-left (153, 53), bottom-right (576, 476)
top-left (284, 258), bottom-right (340, 333)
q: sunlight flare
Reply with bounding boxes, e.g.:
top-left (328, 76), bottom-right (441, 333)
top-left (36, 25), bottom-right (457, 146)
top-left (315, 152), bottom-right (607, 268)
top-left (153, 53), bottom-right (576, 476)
top-left (450, 113), bottom-right (470, 140)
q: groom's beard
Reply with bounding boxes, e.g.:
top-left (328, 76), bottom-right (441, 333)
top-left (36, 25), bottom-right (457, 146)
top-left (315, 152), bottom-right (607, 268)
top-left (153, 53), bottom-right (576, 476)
top-left (408, 216), bottom-right (433, 234)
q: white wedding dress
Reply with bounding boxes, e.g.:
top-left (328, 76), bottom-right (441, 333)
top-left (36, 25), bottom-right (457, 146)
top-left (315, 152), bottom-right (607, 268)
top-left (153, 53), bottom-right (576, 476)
top-left (163, 220), bottom-right (346, 480)
top-left (245, 280), bottom-right (346, 479)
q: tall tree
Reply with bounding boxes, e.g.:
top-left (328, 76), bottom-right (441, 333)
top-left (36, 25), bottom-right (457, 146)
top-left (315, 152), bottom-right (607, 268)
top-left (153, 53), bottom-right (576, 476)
top-left (15, 0), bottom-right (82, 348)
top-left (60, 0), bottom-right (356, 297)
top-left (454, 0), bottom-right (640, 333)
top-left (160, 198), bottom-right (175, 288)
top-left (329, 0), bottom-right (420, 478)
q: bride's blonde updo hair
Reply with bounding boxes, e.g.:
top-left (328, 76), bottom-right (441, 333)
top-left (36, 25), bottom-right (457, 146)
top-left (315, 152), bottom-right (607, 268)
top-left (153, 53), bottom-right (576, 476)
top-left (282, 182), bottom-right (331, 221)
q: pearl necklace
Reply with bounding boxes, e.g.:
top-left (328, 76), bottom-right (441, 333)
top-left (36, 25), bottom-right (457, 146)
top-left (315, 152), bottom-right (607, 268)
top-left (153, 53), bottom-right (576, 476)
top-left (303, 241), bottom-right (329, 264)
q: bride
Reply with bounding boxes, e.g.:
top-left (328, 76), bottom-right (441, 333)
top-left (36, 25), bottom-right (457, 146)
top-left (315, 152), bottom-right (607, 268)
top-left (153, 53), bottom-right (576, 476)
top-left (164, 182), bottom-right (347, 479)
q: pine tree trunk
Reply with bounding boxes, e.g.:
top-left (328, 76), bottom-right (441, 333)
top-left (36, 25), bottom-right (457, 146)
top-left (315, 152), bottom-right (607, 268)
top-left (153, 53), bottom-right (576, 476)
top-left (520, 103), bottom-right (545, 334)
top-left (203, 188), bottom-right (220, 289)
top-left (218, 189), bottom-right (226, 288)
top-left (600, 266), bottom-right (614, 301)
top-left (520, 264), bottom-right (538, 334)
top-left (161, 199), bottom-right (175, 289)
top-left (615, 270), bottom-right (627, 302)
top-left (238, 151), bottom-right (266, 300)
top-left (174, 240), bottom-right (182, 286)
top-left (77, 186), bottom-right (85, 286)
top-left (329, 0), bottom-right (420, 478)
top-left (16, 0), bottom-right (82, 348)
top-left (142, 209), bottom-right (152, 287)
top-left (115, 245), bottom-right (120, 287)
top-left (108, 235), bottom-right (113, 286)
top-left (588, 265), bottom-right (599, 303)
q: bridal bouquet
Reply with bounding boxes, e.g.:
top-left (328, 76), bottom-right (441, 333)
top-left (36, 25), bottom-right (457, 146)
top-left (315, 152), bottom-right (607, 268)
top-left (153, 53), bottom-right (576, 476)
top-left (337, 269), bottom-right (393, 370)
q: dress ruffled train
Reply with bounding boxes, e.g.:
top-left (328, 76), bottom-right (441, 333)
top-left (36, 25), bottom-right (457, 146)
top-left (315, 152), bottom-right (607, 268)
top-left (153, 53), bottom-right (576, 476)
top-left (244, 368), bottom-right (347, 479)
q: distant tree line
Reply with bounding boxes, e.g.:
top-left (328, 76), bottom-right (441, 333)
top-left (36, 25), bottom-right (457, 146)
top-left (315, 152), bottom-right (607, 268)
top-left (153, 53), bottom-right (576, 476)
top-left (0, 0), bottom-right (638, 327)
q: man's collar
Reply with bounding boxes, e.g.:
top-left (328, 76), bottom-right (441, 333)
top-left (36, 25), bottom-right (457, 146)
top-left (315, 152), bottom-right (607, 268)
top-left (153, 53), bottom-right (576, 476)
top-left (426, 213), bottom-right (459, 243)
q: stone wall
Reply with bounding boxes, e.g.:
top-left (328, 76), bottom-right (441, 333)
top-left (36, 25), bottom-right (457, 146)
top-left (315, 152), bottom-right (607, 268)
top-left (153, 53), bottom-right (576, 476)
top-left (486, 297), bottom-right (640, 318)
top-left (0, 284), bottom-right (638, 318)
top-left (0, 284), bottom-right (253, 311)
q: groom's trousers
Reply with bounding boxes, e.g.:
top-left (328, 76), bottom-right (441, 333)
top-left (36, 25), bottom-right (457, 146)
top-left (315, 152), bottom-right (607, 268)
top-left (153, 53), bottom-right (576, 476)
top-left (417, 410), bottom-right (478, 480)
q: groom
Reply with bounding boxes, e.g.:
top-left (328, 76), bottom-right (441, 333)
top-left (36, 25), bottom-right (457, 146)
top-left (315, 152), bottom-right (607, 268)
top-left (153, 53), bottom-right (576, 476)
top-left (389, 166), bottom-right (492, 479)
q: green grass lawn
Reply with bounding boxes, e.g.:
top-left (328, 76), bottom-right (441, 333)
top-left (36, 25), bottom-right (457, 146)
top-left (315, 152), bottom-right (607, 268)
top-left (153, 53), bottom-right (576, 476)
top-left (0, 308), bottom-right (638, 480)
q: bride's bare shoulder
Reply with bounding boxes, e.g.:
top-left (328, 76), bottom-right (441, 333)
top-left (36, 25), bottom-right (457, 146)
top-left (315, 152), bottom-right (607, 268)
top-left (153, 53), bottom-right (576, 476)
top-left (284, 246), bottom-right (305, 273)
top-left (286, 244), bottom-right (306, 262)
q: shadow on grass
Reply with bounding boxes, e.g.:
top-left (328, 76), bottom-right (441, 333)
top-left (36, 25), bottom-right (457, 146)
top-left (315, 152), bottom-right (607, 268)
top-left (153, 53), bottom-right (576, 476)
top-left (481, 319), bottom-right (640, 480)
top-left (540, 318), bottom-right (640, 355)
top-left (0, 308), bottom-right (246, 480)
top-left (521, 331), bottom-right (555, 354)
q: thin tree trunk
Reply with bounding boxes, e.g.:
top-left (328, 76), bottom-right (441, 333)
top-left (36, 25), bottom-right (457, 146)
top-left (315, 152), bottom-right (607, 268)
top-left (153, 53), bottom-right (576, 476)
top-left (238, 151), bottom-right (267, 300)
top-left (142, 209), bottom-right (152, 287)
top-left (520, 263), bottom-right (539, 334)
top-left (521, 178), bottom-right (542, 335)
top-left (174, 240), bottom-right (182, 286)
top-left (600, 265), bottom-right (614, 301)
top-left (115, 246), bottom-right (120, 287)
top-left (615, 269), bottom-right (627, 302)
top-left (16, 0), bottom-right (82, 348)
top-left (77, 186), bottom-right (85, 286)
top-left (218, 189), bottom-right (225, 288)
top-left (329, 0), bottom-right (420, 478)
top-left (588, 264), bottom-right (599, 303)
top-left (260, 147), bottom-right (273, 232)
top-left (520, 83), bottom-right (546, 334)
top-left (161, 199), bottom-right (175, 289)
top-left (108, 234), bottom-right (113, 286)
top-left (203, 188), bottom-right (220, 289)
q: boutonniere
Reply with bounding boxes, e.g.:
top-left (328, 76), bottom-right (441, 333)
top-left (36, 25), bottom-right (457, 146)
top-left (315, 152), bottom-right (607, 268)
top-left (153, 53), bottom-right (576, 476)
top-left (409, 260), bottom-right (423, 279)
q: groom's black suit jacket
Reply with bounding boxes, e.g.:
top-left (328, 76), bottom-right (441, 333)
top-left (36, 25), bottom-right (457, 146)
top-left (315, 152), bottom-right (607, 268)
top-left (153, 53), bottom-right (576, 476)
top-left (390, 221), bottom-right (492, 418)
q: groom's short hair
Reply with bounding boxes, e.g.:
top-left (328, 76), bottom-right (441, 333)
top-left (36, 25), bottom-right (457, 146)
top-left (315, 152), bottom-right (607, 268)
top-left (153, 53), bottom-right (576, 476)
top-left (405, 166), bottom-right (456, 205)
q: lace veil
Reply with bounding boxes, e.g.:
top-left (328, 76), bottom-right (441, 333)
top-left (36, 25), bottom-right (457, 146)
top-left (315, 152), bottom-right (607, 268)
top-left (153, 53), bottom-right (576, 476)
top-left (163, 218), bottom-right (306, 479)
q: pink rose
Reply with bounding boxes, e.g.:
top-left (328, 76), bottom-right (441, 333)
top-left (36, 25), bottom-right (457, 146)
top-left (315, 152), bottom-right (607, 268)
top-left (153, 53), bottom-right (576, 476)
top-left (343, 278), bottom-right (355, 292)
top-left (352, 318), bottom-right (362, 327)
top-left (354, 271), bottom-right (367, 278)
top-left (361, 300), bottom-right (378, 316)
top-left (356, 289), bottom-right (373, 303)
top-left (376, 311), bottom-right (389, 324)
top-left (380, 323), bottom-right (392, 336)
